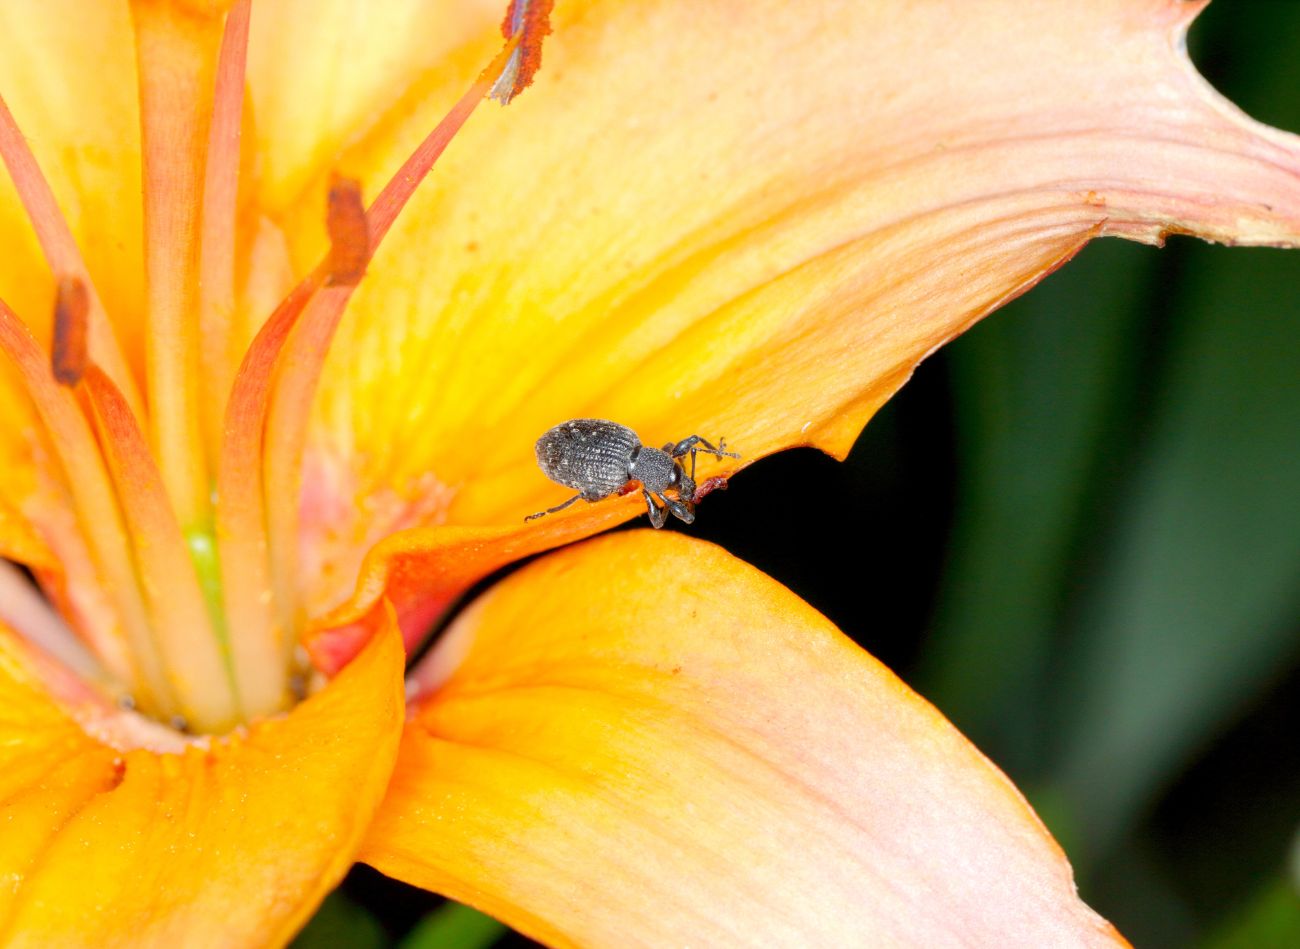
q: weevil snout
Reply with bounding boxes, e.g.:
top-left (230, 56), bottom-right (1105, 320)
top-left (672, 465), bottom-right (696, 504)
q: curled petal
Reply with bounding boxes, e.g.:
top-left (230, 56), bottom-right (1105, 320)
top-left (0, 612), bottom-right (405, 945)
top-left (307, 517), bottom-right (625, 670)
top-left (361, 532), bottom-right (1126, 947)
top-left (289, 0), bottom-right (1300, 639)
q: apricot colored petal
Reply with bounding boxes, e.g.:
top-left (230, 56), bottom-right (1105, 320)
top-left (0, 611), bottom-right (405, 946)
top-left (287, 0), bottom-right (1300, 624)
top-left (361, 532), bottom-right (1126, 947)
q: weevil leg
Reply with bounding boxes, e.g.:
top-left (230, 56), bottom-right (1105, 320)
top-left (643, 488), bottom-right (668, 529)
top-left (669, 435), bottom-right (742, 471)
top-left (669, 435), bottom-right (715, 458)
top-left (524, 493), bottom-right (583, 521)
top-left (675, 435), bottom-right (740, 484)
top-left (661, 493), bottom-right (695, 525)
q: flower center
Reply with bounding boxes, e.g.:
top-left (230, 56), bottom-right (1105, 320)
top-left (0, 1), bottom-right (543, 734)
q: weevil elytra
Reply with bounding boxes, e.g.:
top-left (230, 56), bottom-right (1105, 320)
top-left (525, 418), bottom-right (740, 528)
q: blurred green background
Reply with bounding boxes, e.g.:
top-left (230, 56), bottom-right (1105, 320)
top-left (296, 3), bottom-right (1300, 947)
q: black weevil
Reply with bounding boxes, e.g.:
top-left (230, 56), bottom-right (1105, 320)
top-left (526, 418), bottom-right (740, 528)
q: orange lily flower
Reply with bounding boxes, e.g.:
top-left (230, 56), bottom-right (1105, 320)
top-left (0, 0), bottom-right (1297, 944)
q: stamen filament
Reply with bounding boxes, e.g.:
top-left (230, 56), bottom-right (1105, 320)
top-left (0, 298), bottom-right (175, 715)
top-left (0, 607), bottom-right (118, 716)
top-left (0, 494), bottom-right (135, 683)
top-left (214, 277), bottom-right (320, 719)
top-left (130, 0), bottom-right (223, 529)
top-left (197, 0), bottom-right (252, 465)
top-left (0, 93), bottom-right (144, 419)
top-left (2, 1), bottom-right (545, 732)
top-left (261, 38), bottom-right (521, 631)
top-left (263, 285), bottom-right (352, 638)
top-left (0, 559), bottom-right (106, 686)
top-left (368, 34), bottom-right (523, 243)
top-left (83, 364), bottom-right (241, 731)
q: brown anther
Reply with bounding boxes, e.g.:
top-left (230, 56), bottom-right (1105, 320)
top-left (52, 276), bottom-right (90, 387)
top-left (325, 176), bottom-right (370, 287)
top-left (490, 0), bottom-right (554, 104)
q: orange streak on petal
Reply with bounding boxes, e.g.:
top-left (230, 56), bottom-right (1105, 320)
top-left (0, 610), bottom-right (405, 944)
top-left (82, 365), bottom-right (239, 731)
top-left (0, 300), bottom-right (171, 713)
top-left (362, 532), bottom-right (1127, 947)
top-left (129, 0), bottom-right (222, 528)
top-left (0, 93), bottom-right (143, 418)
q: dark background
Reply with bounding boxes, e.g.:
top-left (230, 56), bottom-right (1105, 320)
top-left (298, 4), bottom-right (1300, 946)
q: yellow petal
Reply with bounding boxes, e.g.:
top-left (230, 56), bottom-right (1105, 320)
top-left (0, 494), bottom-right (52, 569)
top-left (361, 531), bottom-right (1126, 947)
top-left (278, 0), bottom-right (1300, 625)
top-left (0, 364), bottom-right (49, 572)
top-left (246, 0), bottom-right (499, 208)
top-left (0, 2), bottom-right (145, 542)
top-left (0, 610), bottom-right (405, 945)
top-left (0, 1), bottom-right (144, 352)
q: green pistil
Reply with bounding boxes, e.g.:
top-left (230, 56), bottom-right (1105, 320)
top-left (186, 522), bottom-right (243, 716)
